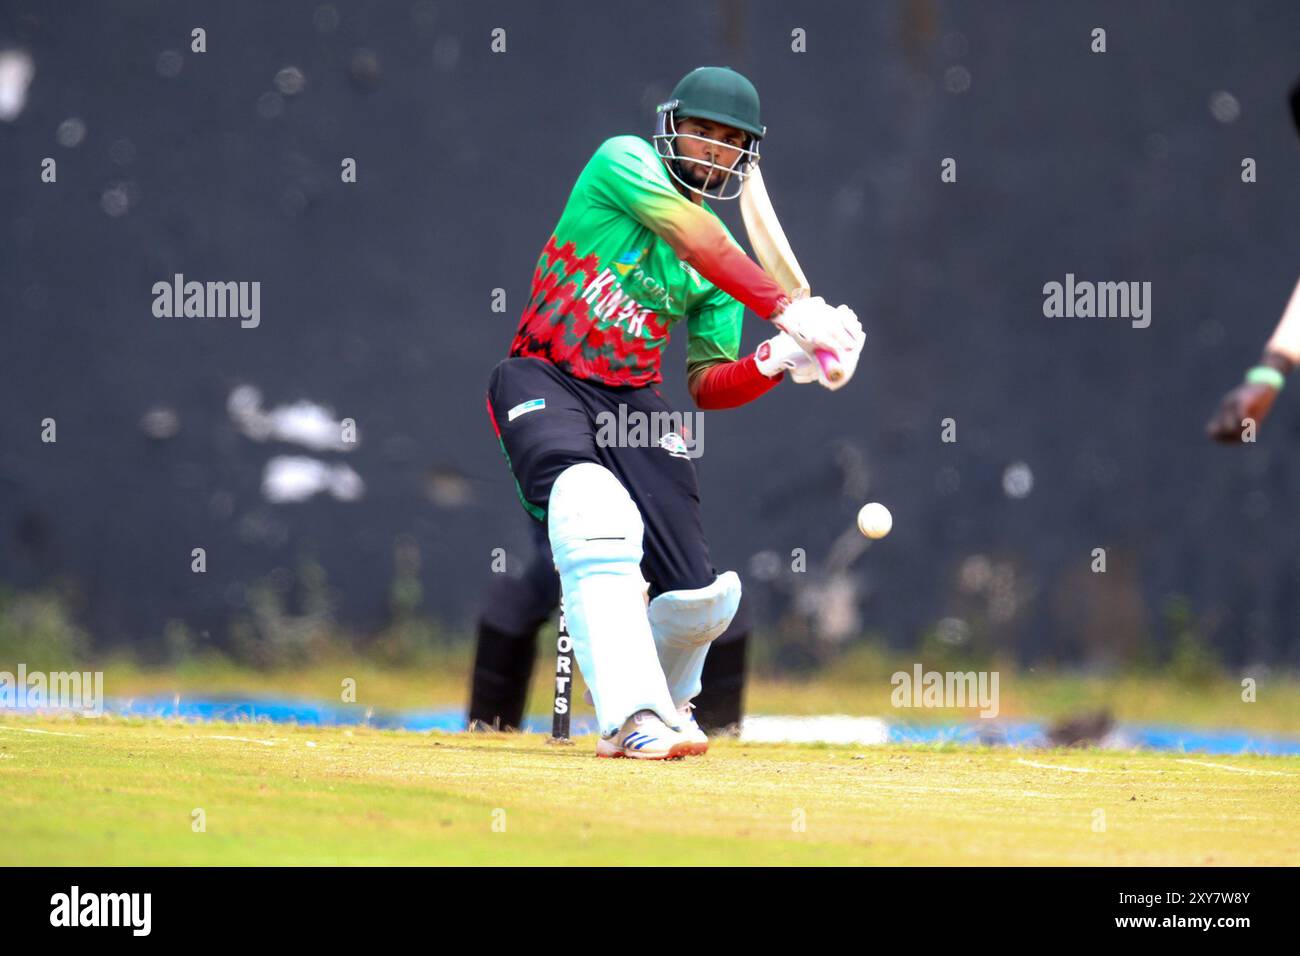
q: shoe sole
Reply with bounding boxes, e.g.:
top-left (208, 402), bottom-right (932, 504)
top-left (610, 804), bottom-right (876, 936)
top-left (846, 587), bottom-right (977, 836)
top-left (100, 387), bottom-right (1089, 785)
top-left (596, 739), bottom-right (697, 760)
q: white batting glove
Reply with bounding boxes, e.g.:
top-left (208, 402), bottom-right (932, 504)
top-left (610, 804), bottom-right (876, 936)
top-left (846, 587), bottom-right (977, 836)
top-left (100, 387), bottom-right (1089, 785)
top-left (816, 304), bottom-right (865, 391)
top-left (754, 331), bottom-right (822, 383)
top-left (772, 296), bottom-right (865, 389)
top-left (772, 295), bottom-right (854, 354)
top-left (772, 298), bottom-right (865, 391)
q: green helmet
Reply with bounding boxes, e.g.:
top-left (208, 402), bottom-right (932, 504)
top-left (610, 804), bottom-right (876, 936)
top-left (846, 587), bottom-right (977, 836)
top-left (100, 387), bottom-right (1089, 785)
top-left (654, 66), bottom-right (764, 200)
top-left (659, 66), bottom-right (765, 139)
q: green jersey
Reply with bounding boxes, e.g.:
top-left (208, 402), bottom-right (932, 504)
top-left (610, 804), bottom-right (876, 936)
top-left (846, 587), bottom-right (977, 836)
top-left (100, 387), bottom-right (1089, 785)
top-left (509, 135), bottom-right (748, 388)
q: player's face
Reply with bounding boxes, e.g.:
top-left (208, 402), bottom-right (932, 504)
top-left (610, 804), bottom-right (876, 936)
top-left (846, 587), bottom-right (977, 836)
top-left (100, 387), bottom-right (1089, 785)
top-left (675, 117), bottom-right (748, 190)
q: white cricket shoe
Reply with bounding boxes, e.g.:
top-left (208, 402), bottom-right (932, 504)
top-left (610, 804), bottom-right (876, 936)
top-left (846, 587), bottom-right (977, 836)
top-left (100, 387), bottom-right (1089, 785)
top-left (595, 709), bottom-right (694, 760)
top-left (677, 702), bottom-right (709, 756)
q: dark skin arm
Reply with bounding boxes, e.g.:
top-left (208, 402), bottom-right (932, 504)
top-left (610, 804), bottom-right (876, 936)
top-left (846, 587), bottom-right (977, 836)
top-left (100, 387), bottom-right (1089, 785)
top-left (1205, 351), bottom-right (1294, 442)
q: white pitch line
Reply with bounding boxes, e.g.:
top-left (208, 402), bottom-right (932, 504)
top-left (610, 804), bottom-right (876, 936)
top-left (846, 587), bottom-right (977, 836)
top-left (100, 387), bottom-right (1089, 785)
top-left (205, 734), bottom-right (276, 747)
top-left (1175, 759), bottom-right (1294, 777)
top-left (1015, 758), bottom-right (1098, 774)
top-left (0, 726), bottom-right (87, 737)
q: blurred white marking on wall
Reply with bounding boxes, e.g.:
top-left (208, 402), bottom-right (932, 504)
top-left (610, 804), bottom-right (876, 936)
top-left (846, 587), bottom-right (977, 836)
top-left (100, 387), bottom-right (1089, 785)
top-left (261, 455), bottom-right (363, 504)
top-left (1002, 461), bottom-right (1033, 499)
top-left (1208, 91), bottom-right (1240, 124)
top-left (0, 48), bottom-right (34, 122)
top-left (228, 385), bottom-right (358, 452)
top-left (140, 406), bottom-right (180, 440)
top-left (56, 116), bottom-right (85, 147)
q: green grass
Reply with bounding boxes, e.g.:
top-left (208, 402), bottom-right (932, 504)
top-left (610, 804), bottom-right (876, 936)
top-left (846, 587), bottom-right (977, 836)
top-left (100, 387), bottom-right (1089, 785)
top-left (2, 714), bottom-right (1297, 865)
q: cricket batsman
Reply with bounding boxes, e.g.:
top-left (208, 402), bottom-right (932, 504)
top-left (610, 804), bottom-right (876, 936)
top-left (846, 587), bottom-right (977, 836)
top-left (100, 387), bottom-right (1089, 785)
top-left (485, 66), bottom-right (864, 759)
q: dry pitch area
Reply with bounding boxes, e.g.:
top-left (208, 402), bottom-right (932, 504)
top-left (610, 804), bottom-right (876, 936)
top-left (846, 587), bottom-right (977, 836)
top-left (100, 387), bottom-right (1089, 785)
top-left (2, 715), bottom-right (1297, 865)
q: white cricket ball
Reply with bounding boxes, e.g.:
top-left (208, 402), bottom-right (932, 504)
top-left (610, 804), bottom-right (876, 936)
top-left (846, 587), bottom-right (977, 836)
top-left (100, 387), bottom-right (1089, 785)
top-left (857, 502), bottom-right (892, 539)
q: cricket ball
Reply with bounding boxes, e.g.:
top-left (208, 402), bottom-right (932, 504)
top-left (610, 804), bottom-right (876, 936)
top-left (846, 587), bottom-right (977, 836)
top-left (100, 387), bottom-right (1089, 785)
top-left (857, 502), bottom-right (892, 539)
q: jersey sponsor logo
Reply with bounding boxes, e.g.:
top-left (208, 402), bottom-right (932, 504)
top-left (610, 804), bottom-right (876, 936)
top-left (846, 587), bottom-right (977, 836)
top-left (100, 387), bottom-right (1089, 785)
top-left (603, 247), bottom-right (679, 313)
top-left (507, 398), bottom-right (546, 421)
top-left (612, 248), bottom-right (644, 271)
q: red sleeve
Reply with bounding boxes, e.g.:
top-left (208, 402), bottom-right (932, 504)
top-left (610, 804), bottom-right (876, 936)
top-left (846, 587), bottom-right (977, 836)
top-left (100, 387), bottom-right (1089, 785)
top-left (688, 355), bottom-right (783, 410)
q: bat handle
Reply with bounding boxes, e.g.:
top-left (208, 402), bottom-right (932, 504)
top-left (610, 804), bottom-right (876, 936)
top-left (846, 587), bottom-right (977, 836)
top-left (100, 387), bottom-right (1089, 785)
top-left (815, 348), bottom-right (844, 383)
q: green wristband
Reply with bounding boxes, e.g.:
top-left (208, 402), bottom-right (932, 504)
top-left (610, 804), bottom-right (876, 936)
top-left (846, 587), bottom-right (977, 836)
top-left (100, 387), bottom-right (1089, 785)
top-left (1245, 366), bottom-right (1286, 391)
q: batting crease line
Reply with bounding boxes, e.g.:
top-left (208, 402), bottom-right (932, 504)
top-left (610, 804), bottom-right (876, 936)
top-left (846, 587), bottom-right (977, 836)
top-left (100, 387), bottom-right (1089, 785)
top-left (204, 734), bottom-right (277, 746)
top-left (1015, 759), bottom-right (1099, 773)
top-left (0, 726), bottom-right (88, 737)
top-left (1175, 759), bottom-right (1294, 777)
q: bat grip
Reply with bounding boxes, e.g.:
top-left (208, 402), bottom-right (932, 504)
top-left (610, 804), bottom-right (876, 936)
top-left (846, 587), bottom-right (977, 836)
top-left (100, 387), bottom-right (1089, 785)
top-left (815, 348), bottom-right (844, 383)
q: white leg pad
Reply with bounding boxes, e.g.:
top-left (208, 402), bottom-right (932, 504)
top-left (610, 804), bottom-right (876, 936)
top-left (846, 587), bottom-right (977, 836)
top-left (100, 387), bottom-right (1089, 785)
top-left (648, 571), bottom-right (741, 707)
top-left (547, 463), bottom-right (677, 735)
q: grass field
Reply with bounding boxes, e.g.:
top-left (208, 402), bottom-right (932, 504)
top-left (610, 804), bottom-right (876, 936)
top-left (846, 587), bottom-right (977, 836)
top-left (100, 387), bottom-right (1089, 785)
top-left (3, 714), bottom-right (1298, 865)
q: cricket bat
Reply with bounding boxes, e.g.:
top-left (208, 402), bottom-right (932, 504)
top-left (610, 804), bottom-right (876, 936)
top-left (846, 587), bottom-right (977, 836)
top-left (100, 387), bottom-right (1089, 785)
top-left (740, 164), bottom-right (844, 383)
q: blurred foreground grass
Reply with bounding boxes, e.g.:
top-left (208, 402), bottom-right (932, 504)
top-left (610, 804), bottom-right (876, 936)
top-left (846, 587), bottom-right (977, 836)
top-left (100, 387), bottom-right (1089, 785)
top-left (3, 715), bottom-right (1298, 865)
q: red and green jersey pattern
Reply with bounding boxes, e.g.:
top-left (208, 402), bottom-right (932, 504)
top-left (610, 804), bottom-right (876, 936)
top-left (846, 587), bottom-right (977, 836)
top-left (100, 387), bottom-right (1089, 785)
top-left (510, 136), bottom-right (757, 388)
